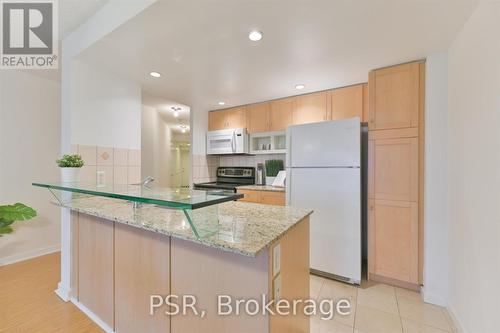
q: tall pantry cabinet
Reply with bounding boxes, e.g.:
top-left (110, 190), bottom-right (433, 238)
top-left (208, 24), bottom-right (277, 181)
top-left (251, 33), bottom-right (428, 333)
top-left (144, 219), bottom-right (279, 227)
top-left (367, 61), bottom-right (425, 288)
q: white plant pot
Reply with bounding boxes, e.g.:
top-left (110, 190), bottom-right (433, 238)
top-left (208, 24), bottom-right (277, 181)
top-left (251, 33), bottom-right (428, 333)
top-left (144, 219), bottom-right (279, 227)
top-left (60, 167), bottom-right (81, 183)
top-left (266, 176), bottom-right (276, 185)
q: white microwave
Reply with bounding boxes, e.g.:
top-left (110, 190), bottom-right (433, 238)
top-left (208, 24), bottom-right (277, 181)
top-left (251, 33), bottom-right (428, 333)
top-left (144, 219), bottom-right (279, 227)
top-left (206, 128), bottom-right (249, 155)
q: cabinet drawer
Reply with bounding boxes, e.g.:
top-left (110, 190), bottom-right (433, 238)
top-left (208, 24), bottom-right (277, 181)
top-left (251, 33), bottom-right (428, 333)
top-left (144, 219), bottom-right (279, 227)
top-left (237, 189), bottom-right (262, 203)
top-left (261, 191), bottom-right (285, 206)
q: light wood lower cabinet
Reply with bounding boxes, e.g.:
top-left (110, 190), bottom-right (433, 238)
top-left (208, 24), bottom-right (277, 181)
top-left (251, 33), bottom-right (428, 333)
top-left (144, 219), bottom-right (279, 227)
top-left (114, 223), bottom-right (171, 333)
top-left (71, 212), bottom-right (309, 333)
top-left (237, 189), bottom-right (285, 206)
top-left (368, 199), bottom-right (419, 284)
top-left (77, 214), bottom-right (114, 328)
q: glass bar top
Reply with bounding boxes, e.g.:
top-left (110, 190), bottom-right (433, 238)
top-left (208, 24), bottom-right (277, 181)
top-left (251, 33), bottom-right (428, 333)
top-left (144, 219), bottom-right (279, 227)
top-left (32, 182), bottom-right (243, 210)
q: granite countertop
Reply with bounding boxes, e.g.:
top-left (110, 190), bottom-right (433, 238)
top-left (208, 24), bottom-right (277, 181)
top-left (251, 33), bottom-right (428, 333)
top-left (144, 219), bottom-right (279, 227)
top-left (62, 196), bottom-right (311, 257)
top-left (238, 185), bottom-right (286, 192)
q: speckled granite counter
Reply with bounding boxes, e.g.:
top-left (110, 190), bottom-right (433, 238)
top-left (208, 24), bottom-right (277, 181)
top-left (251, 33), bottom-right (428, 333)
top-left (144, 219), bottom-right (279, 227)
top-left (238, 185), bottom-right (286, 192)
top-left (62, 196), bottom-right (311, 257)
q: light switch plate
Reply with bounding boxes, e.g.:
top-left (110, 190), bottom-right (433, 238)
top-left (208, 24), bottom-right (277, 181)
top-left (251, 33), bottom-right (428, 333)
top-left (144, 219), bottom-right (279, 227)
top-left (273, 243), bottom-right (281, 277)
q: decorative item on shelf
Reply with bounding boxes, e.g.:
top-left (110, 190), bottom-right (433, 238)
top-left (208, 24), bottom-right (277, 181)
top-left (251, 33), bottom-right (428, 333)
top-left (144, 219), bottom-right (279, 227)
top-left (56, 154), bottom-right (85, 183)
top-left (265, 159), bottom-right (284, 185)
top-left (0, 203), bottom-right (37, 237)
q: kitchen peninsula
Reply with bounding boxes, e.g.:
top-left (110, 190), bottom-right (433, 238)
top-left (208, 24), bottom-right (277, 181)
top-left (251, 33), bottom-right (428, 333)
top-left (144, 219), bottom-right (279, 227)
top-left (33, 182), bottom-right (312, 333)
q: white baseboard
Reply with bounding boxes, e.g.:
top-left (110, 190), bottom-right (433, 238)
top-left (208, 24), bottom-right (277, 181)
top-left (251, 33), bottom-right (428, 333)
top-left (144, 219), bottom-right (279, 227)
top-left (55, 282), bottom-right (71, 302)
top-left (70, 297), bottom-right (115, 333)
top-left (447, 304), bottom-right (467, 333)
top-left (0, 244), bottom-right (61, 266)
top-left (421, 286), bottom-right (448, 307)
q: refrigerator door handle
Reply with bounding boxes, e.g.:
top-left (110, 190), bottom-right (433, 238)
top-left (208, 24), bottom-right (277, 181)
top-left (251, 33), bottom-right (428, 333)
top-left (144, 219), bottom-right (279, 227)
top-left (285, 168), bottom-right (292, 205)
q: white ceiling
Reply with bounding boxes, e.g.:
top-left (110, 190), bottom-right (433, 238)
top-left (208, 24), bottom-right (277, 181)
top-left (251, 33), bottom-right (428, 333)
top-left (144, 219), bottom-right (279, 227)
top-left (142, 93), bottom-right (190, 134)
top-left (60, 0), bottom-right (110, 38)
top-left (77, 0), bottom-right (479, 112)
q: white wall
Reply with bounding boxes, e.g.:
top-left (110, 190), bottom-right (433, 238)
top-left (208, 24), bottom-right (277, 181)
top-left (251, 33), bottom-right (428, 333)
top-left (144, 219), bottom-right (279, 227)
top-left (423, 53), bottom-right (449, 307)
top-left (191, 108), bottom-right (208, 156)
top-left (71, 60), bottom-right (141, 149)
top-left (141, 106), bottom-right (173, 187)
top-left (447, 2), bottom-right (500, 332)
top-left (0, 71), bottom-right (61, 265)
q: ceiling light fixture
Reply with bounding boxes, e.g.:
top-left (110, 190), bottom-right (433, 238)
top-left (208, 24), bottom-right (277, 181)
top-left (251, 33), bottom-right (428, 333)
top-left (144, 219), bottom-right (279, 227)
top-left (171, 106), bottom-right (181, 117)
top-left (218, 101), bottom-right (226, 106)
top-left (150, 71), bottom-right (162, 78)
top-left (179, 125), bottom-right (188, 133)
top-left (248, 30), bottom-right (263, 42)
top-left (295, 84), bottom-right (305, 90)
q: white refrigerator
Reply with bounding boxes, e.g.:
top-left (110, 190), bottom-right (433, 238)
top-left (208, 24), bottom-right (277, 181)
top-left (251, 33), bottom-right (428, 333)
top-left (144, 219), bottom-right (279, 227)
top-left (286, 118), bottom-right (361, 284)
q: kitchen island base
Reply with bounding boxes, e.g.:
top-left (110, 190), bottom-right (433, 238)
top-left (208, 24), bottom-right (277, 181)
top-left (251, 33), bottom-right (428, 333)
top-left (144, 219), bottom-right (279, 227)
top-left (69, 210), bottom-right (310, 333)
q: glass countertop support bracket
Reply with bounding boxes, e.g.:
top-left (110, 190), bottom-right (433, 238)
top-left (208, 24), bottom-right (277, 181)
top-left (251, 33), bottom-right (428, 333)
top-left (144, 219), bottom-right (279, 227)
top-left (182, 209), bottom-right (200, 238)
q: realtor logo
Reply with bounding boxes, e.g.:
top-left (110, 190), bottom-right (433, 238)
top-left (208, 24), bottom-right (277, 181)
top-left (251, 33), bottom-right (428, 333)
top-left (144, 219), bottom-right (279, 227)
top-left (1, 0), bottom-right (58, 69)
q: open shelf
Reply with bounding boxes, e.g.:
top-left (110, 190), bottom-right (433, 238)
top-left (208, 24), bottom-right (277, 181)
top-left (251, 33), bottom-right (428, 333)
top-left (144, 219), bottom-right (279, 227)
top-left (249, 131), bottom-right (286, 155)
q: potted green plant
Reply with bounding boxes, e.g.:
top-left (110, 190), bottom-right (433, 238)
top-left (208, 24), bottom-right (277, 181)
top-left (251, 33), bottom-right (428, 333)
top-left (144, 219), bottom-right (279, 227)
top-left (56, 154), bottom-right (85, 183)
top-left (0, 203), bottom-right (37, 236)
top-left (265, 159), bottom-right (284, 185)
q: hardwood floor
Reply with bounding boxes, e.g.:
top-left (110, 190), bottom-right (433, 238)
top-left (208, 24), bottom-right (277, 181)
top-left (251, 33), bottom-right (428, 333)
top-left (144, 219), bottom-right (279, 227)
top-left (0, 252), bottom-right (103, 333)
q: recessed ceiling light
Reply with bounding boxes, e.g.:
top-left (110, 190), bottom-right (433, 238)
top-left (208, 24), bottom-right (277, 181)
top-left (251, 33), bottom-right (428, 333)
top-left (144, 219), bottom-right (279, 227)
top-left (173, 111), bottom-right (179, 117)
top-left (150, 71), bottom-right (161, 78)
top-left (218, 101), bottom-right (226, 106)
top-left (295, 84), bottom-right (305, 90)
top-left (248, 30), bottom-right (263, 42)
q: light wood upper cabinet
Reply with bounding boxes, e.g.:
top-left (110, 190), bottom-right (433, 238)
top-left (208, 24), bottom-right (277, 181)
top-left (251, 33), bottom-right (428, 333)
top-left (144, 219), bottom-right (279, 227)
top-left (368, 129), bottom-right (418, 202)
top-left (226, 106), bottom-right (247, 128)
top-left (247, 102), bottom-right (270, 133)
top-left (369, 62), bottom-right (422, 130)
top-left (208, 107), bottom-right (247, 131)
top-left (293, 91), bottom-right (328, 125)
top-left (208, 110), bottom-right (226, 131)
top-left (269, 98), bottom-right (294, 131)
top-left (368, 199), bottom-right (419, 284)
top-left (330, 84), bottom-right (363, 121)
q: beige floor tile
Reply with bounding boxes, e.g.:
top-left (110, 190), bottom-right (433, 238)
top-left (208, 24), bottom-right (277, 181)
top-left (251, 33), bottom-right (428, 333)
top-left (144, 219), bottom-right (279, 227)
top-left (320, 319), bottom-right (355, 333)
top-left (311, 315), bottom-right (322, 333)
top-left (311, 275), bottom-right (325, 300)
top-left (319, 279), bottom-right (357, 327)
top-left (355, 305), bottom-right (403, 333)
top-left (357, 283), bottom-right (399, 315)
top-left (398, 298), bottom-right (451, 331)
top-left (395, 287), bottom-right (423, 303)
top-left (402, 318), bottom-right (450, 333)
top-left (441, 309), bottom-right (459, 332)
top-left (320, 279), bottom-right (358, 302)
